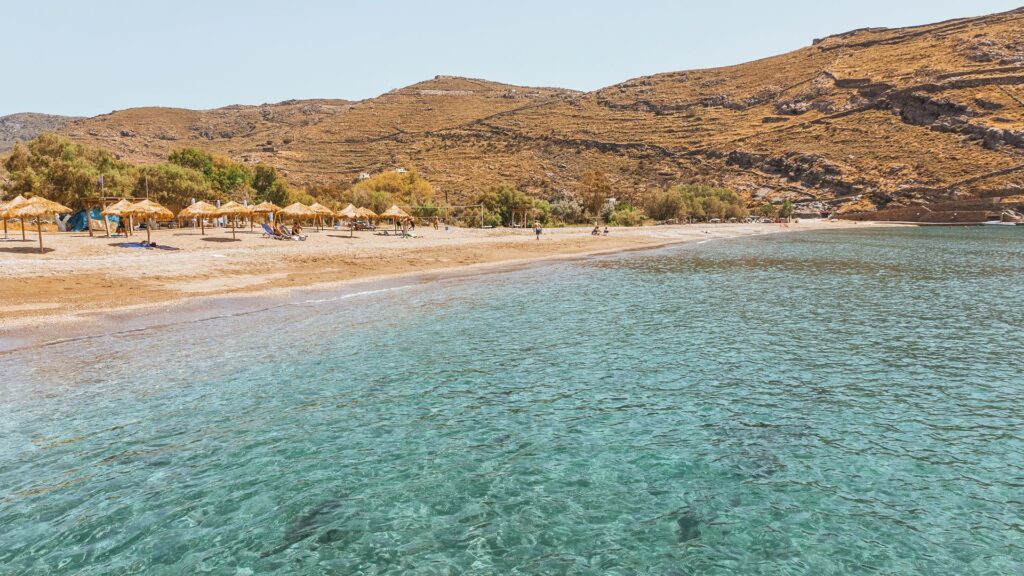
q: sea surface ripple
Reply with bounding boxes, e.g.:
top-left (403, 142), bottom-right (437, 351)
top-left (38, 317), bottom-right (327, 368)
top-left (1, 226), bottom-right (1022, 575)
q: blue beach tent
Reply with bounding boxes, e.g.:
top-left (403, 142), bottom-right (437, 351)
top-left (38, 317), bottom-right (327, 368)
top-left (67, 208), bottom-right (119, 232)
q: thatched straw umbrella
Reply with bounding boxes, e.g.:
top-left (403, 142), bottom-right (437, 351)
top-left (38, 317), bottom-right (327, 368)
top-left (126, 200), bottom-right (174, 245)
top-left (380, 205), bottom-right (412, 232)
top-left (337, 203), bottom-right (358, 219)
top-left (177, 201), bottom-right (218, 235)
top-left (337, 203), bottom-right (358, 237)
top-left (101, 198), bottom-right (135, 236)
top-left (249, 201), bottom-right (281, 231)
top-left (279, 203), bottom-right (316, 232)
top-left (7, 196), bottom-right (73, 253)
top-left (214, 201), bottom-right (251, 240)
top-left (380, 205), bottom-right (411, 220)
top-left (308, 202), bottom-right (334, 231)
top-left (355, 207), bottom-right (378, 220)
top-left (0, 195), bottom-right (28, 240)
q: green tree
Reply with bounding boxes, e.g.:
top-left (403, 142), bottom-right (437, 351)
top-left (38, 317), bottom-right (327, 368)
top-left (550, 196), bottom-right (584, 224)
top-left (476, 185), bottom-right (537, 226)
top-left (779, 199), bottom-right (794, 220)
top-left (264, 179), bottom-right (290, 206)
top-left (287, 189), bottom-right (316, 206)
top-left (2, 143), bottom-right (38, 196)
top-left (3, 142), bottom-right (31, 173)
top-left (1, 134), bottom-right (139, 207)
top-left (168, 148), bottom-right (214, 174)
top-left (580, 171), bottom-right (611, 217)
top-left (135, 163), bottom-right (215, 207)
top-left (349, 170), bottom-right (434, 208)
top-left (252, 164), bottom-right (278, 196)
top-left (209, 157), bottom-right (253, 197)
top-left (644, 188), bottom-right (687, 221)
top-left (607, 204), bottom-right (646, 226)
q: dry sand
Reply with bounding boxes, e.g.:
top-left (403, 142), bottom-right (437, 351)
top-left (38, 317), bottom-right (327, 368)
top-left (0, 220), bottom-right (892, 346)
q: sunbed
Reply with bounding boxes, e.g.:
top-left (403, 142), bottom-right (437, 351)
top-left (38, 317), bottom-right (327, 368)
top-left (261, 224), bottom-right (285, 239)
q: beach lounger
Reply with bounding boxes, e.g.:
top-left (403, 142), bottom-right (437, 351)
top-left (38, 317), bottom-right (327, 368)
top-left (261, 223), bottom-right (284, 239)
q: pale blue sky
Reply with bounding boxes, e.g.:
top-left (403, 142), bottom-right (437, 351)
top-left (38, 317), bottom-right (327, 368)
top-left (3, 0), bottom-right (1020, 116)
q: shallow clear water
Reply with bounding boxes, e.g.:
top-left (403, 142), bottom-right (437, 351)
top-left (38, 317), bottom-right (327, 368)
top-left (2, 227), bottom-right (1023, 575)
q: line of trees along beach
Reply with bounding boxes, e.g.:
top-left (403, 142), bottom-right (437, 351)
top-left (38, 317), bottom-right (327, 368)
top-left (2, 134), bottom-right (787, 226)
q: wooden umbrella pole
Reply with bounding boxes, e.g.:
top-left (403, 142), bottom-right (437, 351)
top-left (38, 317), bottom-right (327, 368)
top-left (201, 218), bottom-right (205, 235)
top-left (22, 218), bottom-right (26, 241)
top-left (102, 203), bottom-right (111, 237)
top-left (232, 216), bottom-right (237, 239)
top-left (37, 218), bottom-right (44, 254)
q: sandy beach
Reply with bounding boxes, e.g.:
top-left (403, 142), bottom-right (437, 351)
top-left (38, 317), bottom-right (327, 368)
top-left (0, 220), bottom-right (889, 344)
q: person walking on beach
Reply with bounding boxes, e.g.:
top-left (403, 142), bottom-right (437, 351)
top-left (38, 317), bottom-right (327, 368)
top-left (432, 216), bottom-right (439, 230)
top-left (534, 220), bottom-right (542, 240)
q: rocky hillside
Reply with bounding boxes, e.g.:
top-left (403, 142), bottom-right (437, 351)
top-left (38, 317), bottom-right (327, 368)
top-left (0, 113), bottom-right (79, 152)
top-left (47, 8), bottom-right (1024, 211)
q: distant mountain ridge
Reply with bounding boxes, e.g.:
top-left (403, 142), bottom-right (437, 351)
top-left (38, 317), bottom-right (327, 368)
top-left (9, 8), bottom-right (1024, 212)
top-left (0, 113), bottom-right (80, 152)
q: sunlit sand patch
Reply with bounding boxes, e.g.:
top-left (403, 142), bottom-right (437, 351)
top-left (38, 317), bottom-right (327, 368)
top-left (171, 273), bottom-right (289, 293)
top-left (0, 303), bottom-right (62, 313)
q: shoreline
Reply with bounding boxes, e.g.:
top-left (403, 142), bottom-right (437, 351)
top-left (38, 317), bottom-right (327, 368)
top-left (0, 221), bottom-right (897, 352)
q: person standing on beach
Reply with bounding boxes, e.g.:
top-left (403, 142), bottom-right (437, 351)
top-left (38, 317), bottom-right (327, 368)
top-left (534, 220), bottom-right (542, 240)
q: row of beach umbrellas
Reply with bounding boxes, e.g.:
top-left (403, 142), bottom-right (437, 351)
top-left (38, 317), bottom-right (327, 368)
top-left (0, 194), bottom-right (416, 253)
top-left (174, 201), bottom-right (411, 237)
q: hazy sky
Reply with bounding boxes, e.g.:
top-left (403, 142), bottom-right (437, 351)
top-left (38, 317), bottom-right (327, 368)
top-left (3, 0), bottom-right (1020, 116)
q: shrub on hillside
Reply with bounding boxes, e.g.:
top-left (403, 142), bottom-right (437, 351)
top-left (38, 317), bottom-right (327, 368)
top-left (550, 197), bottom-right (584, 224)
top-left (349, 170), bottom-right (434, 208)
top-left (643, 184), bottom-right (749, 222)
top-left (607, 204), bottom-right (646, 226)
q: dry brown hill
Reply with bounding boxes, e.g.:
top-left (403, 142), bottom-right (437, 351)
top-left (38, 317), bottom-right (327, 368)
top-left (54, 8), bottom-right (1024, 211)
top-left (1, 113), bottom-right (79, 152)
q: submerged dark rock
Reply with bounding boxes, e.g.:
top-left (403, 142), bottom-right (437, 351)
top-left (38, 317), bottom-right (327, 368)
top-left (261, 498), bottom-right (347, 558)
top-left (676, 510), bottom-right (702, 542)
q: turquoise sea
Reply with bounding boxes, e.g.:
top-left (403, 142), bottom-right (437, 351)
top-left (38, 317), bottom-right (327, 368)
top-left (1, 226), bottom-right (1022, 575)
